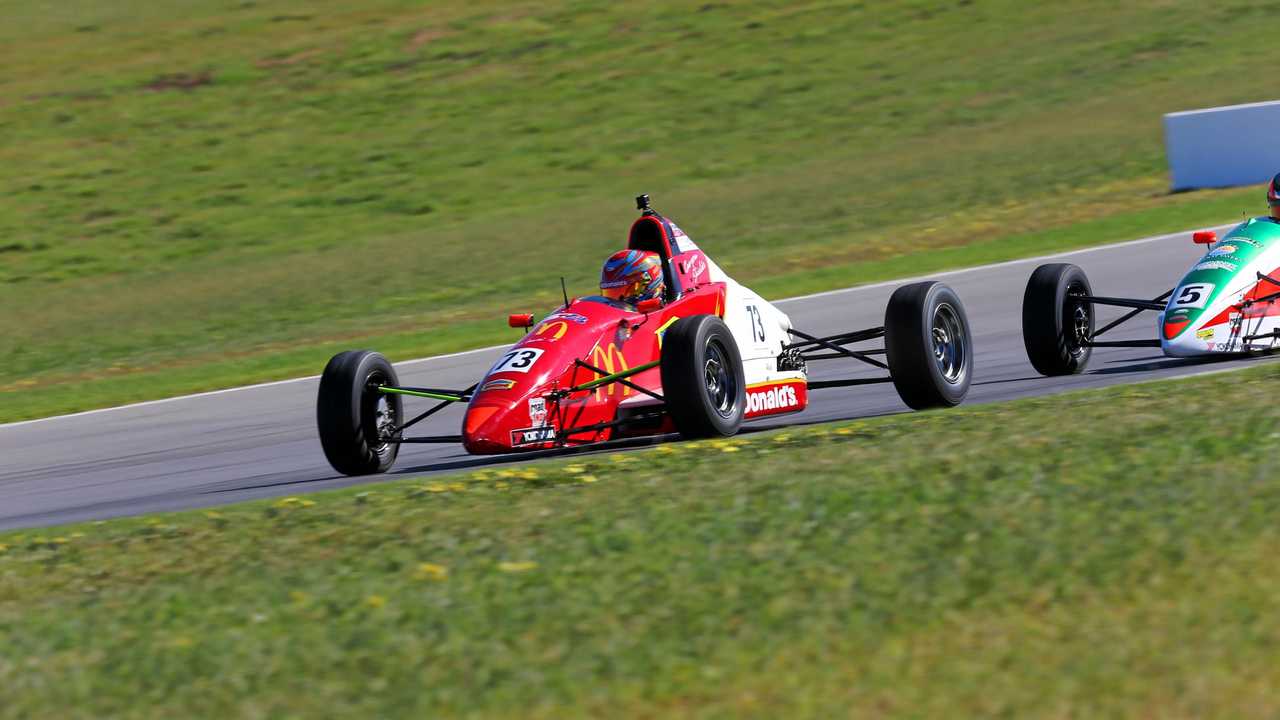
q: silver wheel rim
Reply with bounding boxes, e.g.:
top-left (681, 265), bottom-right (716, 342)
top-left (1066, 280), bottom-right (1090, 357)
top-left (366, 371), bottom-right (398, 452)
top-left (703, 339), bottom-right (737, 418)
top-left (931, 303), bottom-right (966, 384)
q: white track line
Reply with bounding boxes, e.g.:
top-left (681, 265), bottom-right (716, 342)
top-left (0, 222), bottom-right (1232, 429)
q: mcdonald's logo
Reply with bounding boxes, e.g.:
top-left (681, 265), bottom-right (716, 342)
top-left (533, 320), bottom-right (568, 341)
top-left (589, 342), bottom-right (631, 399)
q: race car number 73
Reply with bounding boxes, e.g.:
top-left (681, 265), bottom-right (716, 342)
top-left (489, 348), bottom-right (544, 374)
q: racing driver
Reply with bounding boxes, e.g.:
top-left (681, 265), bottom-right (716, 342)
top-left (1269, 172), bottom-right (1280, 220)
top-left (599, 249), bottom-right (665, 306)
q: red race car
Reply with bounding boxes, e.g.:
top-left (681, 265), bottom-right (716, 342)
top-left (316, 196), bottom-right (974, 475)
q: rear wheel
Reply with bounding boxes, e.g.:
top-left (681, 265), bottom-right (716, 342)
top-left (1022, 263), bottom-right (1093, 376)
top-left (660, 315), bottom-right (746, 438)
top-left (317, 350), bottom-right (402, 475)
top-left (884, 281), bottom-right (973, 409)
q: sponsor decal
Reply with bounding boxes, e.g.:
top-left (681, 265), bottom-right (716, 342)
top-left (1196, 327), bottom-right (1215, 340)
top-left (480, 378), bottom-right (517, 392)
top-left (669, 222), bottom-right (699, 253)
top-left (527, 320), bottom-right (569, 342)
top-left (1206, 244), bottom-right (1238, 258)
top-left (1193, 260), bottom-right (1237, 273)
top-left (549, 312), bottom-right (589, 325)
top-left (1169, 283), bottom-right (1214, 310)
top-left (746, 384), bottom-right (801, 414)
top-left (589, 342), bottom-right (632, 399)
top-left (489, 347), bottom-right (544, 375)
top-left (510, 426), bottom-right (556, 446)
top-left (528, 397), bottom-right (548, 426)
top-left (1226, 236), bottom-right (1262, 247)
top-left (680, 256), bottom-right (707, 282)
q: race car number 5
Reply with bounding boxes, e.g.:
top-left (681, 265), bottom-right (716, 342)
top-left (489, 348), bottom-right (544, 374)
top-left (1170, 283), bottom-right (1214, 310)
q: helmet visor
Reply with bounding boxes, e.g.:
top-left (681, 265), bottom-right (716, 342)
top-left (601, 279), bottom-right (645, 302)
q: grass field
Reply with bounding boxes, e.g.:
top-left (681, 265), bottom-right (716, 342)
top-left (3, 363), bottom-right (1280, 717)
top-left (2, 0), bottom-right (1275, 421)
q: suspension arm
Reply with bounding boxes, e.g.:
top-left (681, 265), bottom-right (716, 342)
top-left (1092, 290), bottom-right (1172, 338)
top-left (376, 386), bottom-right (471, 402)
top-left (786, 328), bottom-right (889, 370)
top-left (1080, 295), bottom-right (1166, 312)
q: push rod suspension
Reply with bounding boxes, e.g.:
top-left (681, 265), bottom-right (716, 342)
top-left (786, 328), bottom-right (889, 370)
top-left (1080, 295), bottom-right (1166, 312)
top-left (1092, 290), bottom-right (1172, 338)
top-left (385, 435), bottom-right (464, 444)
top-left (802, 349), bottom-right (886, 361)
top-left (392, 382), bottom-right (478, 435)
top-left (377, 386), bottom-right (470, 402)
top-left (566, 359), bottom-right (662, 397)
top-left (784, 327), bottom-right (885, 351)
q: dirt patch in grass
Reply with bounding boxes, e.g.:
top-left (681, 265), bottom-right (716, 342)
top-left (142, 71), bottom-right (214, 92)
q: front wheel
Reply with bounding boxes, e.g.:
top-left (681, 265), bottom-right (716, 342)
top-left (316, 350), bottom-right (402, 476)
top-left (1022, 263), bottom-right (1093, 376)
top-left (660, 315), bottom-right (747, 438)
top-left (884, 281), bottom-right (973, 410)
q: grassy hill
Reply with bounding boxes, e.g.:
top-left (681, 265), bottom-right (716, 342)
top-left (1, 0), bottom-right (1271, 419)
top-left (4, 363), bottom-right (1280, 717)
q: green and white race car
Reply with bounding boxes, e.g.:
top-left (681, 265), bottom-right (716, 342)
top-left (1021, 216), bottom-right (1280, 375)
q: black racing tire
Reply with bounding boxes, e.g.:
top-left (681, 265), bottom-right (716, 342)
top-left (659, 315), bottom-right (747, 438)
top-left (1022, 263), bottom-right (1094, 376)
top-left (884, 281), bottom-right (973, 410)
top-left (317, 350), bottom-right (402, 476)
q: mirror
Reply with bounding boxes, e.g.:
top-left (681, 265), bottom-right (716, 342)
top-left (508, 313), bottom-right (534, 328)
top-left (636, 298), bottom-right (663, 313)
top-left (1192, 230), bottom-right (1217, 245)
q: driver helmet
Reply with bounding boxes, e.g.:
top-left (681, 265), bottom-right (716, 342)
top-left (1269, 173), bottom-right (1280, 218)
top-left (600, 249), bottom-right (664, 305)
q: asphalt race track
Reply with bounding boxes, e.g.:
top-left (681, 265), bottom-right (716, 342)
top-left (2, 223), bottom-right (1271, 530)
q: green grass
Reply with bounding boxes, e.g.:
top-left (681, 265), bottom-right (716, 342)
top-left (5, 363), bottom-right (1280, 717)
top-left (2, 0), bottom-right (1275, 421)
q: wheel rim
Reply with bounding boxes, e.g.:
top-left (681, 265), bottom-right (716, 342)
top-left (703, 339), bottom-right (737, 418)
top-left (1065, 280), bottom-right (1090, 357)
top-left (931, 302), bottom-right (967, 384)
top-left (363, 370), bottom-right (398, 452)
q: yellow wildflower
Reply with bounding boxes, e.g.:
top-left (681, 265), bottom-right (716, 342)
top-left (52, 537), bottom-right (69, 545)
top-left (448, 482), bottom-right (467, 492)
top-left (497, 561), bottom-right (538, 573)
top-left (364, 594), bottom-right (387, 609)
top-left (496, 469), bottom-right (517, 479)
top-left (290, 591), bottom-right (310, 604)
top-left (578, 474), bottom-right (599, 484)
top-left (0, 544), bottom-right (8, 553)
top-left (563, 464), bottom-right (586, 475)
top-left (415, 563), bottom-right (449, 581)
top-left (773, 434), bottom-right (791, 443)
top-left (425, 483), bottom-right (449, 493)
top-left (720, 445), bottom-right (740, 453)
top-left (835, 427), bottom-right (854, 435)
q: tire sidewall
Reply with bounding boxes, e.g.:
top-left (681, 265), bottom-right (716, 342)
top-left (916, 284), bottom-right (972, 404)
top-left (660, 315), bottom-right (746, 437)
